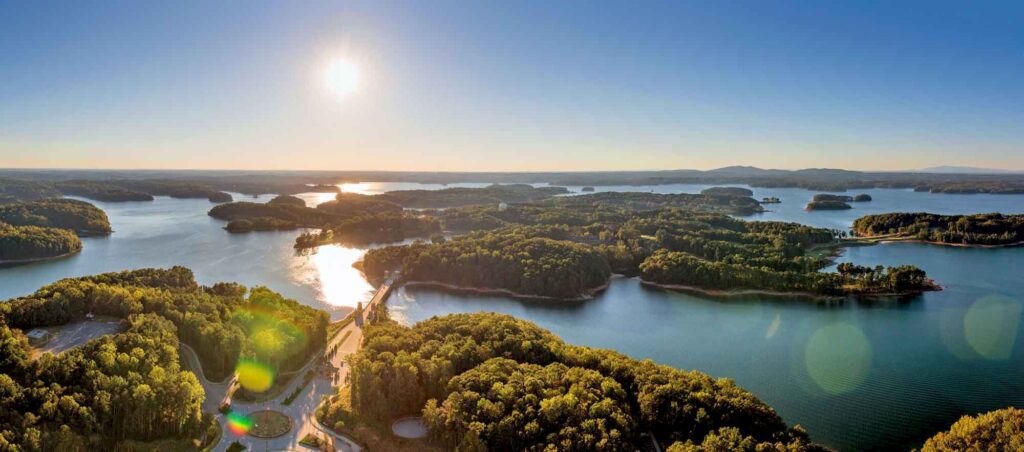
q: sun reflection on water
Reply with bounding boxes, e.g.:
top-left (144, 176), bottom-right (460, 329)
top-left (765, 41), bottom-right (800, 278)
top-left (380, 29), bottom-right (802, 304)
top-left (308, 244), bottom-right (376, 309)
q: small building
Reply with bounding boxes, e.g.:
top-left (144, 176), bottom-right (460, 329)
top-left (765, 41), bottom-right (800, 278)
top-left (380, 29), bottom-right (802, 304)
top-left (498, 202), bottom-right (508, 211)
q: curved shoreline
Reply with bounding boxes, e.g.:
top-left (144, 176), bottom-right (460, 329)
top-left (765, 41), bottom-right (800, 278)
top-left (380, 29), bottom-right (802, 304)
top-left (0, 248), bottom-right (82, 266)
top-left (639, 279), bottom-right (940, 301)
top-left (854, 234), bottom-right (1024, 249)
top-left (402, 278), bottom-right (611, 302)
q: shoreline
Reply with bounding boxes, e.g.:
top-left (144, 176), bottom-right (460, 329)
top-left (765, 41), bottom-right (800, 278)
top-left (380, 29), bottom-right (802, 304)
top-left (855, 234), bottom-right (1024, 249)
top-left (0, 248), bottom-right (82, 266)
top-left (638, 279), bottom-right (940, 302)
top-left (402, 278), bottom-right (612, 302)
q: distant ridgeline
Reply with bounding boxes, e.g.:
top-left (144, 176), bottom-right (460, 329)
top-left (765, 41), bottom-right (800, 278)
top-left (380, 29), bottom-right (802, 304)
top-left (358, 194), bottom-right (935, 299)
top-left (805, 193), bottom-right (871, 210)
top-left (0, 267), bottom-right (328, 449)
top-left (853, 212), bottom-right (1024, 246)
top-left (0, 176), bottom-right (339, 204)
top-left (0, 199), bottom-right (112, 263)
top-left (320, 312), bottom-right (826, 451)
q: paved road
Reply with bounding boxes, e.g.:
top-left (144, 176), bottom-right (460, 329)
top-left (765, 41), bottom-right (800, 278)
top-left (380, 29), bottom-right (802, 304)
top-left (195, 275), bottom-right (396, 451)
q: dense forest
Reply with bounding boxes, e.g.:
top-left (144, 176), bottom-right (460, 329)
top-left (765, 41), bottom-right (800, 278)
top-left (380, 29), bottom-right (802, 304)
top-left (53, 181), bottom-right (154, 202)
top-left (361, 227), bottom-right (611, 298)
top-left (0, 199), bottom-right (111, 236)
top-left (375, 184), bottom-right (569, 208)
top-left (701, 186), bottom-right (754, 197)
top-left (360, 201), bottom-right (934, 298)
top-left (295, 212), bottom-right (441, 248)
top-left (207, 191), bottom-right (233, 203)
top-left (919, 407), bottom-right (1023, 451)
top-left (320, 312), bottom-right (824, 451)
top-left (0, 267), bottom-right (329, 449)
top-left (853, 212), bottom-right (1024, 245)
top-left (0, 223), bottom-right (82, 262)
top-left (267, 194), bottom-right (306, 207)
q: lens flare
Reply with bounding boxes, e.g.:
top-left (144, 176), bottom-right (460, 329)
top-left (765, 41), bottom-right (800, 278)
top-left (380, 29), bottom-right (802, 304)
top-left (236, 358), bottom-right (276, 393)
top-left (804, 322), bottom-right (872, 395)
top-left (964, 294), bottom-right (1022, 360)
top-left (226, 411), bottom-right (253, 435)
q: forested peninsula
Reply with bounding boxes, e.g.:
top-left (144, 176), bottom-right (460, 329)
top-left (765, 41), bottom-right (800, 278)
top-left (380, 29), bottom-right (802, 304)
top-left (0, 199), bottom-right (112, 236)
top-left (853, 212), bottom-right (1024, 246)
top-left (0, 267), bottom-right (328, 449)
top-left (319, 312), bottom-right (826, 451)
top-left (359, 195), bottom-right (935, 299)
top-left (0, 199), bottom-right (111, 264)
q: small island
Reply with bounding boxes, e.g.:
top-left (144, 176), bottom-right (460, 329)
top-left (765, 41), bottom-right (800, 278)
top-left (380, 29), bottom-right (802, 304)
top-left (295, 212), bottom-right (440, 248)
top-left (700, 186), bottom-right (754, 197)
top-left (853, 212), bottom-right (1024, 246)
top-left (805, 194), bottom-right (859, 210)
top-left (762, 196), bottom-right (782, 204)
top-left (208, 191), bottom-right (233, 203)
top-left (580, 186), bottom-right (595, 192)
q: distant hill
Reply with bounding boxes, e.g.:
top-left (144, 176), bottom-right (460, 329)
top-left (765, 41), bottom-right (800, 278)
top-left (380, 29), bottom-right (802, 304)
top-left (916, 166), bottom-right (1023, 175)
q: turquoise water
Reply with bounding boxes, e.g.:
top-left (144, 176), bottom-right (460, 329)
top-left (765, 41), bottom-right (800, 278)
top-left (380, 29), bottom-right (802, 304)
top-left (2, 183), bottom-right (1023, 450)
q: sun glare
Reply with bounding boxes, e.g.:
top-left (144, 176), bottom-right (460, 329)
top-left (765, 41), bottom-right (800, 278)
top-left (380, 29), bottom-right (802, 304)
top-left (324, 58), bottom-right (359, 99)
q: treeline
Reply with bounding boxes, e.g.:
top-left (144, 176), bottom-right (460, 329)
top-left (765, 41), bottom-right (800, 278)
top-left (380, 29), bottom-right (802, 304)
top-left (295, 213), bottom-right (441, 248)
top-left (375, 184), bottom-right (568, 208)
top-left (918, 407), bottom-right (1023, 451)
top-left (320, 313), bottom-right (823, 451)
top-left (2, 267), bottom-right (328, 381)
top-left (0, 199), bottom-right (112, 235)
top-left (361, 228), bottom-right (611, 298)
top-left (0, 267), bottom-right (330, 450)
top-left (853, 212), bottom-right (1024, 245)
top-left (0, 312), bottom-right (205, 449)
top-left (361, 203), bottom-right (934, 298)
top-left (53, 181), bottom-right (154, 202)
top-left (0, 223), bottom-right (82, 262)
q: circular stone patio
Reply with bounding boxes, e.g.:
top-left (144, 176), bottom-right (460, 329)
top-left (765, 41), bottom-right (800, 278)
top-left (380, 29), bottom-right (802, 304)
top-left (391, 417), bottom-right (428, 439)
top-left (248, 409), bottom-right (293, 438)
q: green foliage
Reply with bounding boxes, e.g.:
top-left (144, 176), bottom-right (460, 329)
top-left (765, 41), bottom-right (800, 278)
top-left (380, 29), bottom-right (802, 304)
top-left (325, 313), bottom-right (816, 451)
top-left (296, 212), bottom-right (441, 248)
top-left (377, 184), bottom-right (569, 208)
top-left (0, 222), bottom-right (82, 262)
top-left (919, 407), bottom-right (1024, 451)
top-left (315, 192), bottom-right (402, 218)
top-left (208, 201), bottom-right (333, 227)
top-left (701, 187), bottom-right (754, 197)
top-left (362, 228), bottom-right (611, 298)
top-left (0, 268), bottom-right (329, 449)
top-left (853, 212), bottom-right (1024, 245)
top-left (0, 314), bottom-right (204, 447)
top-left (207, 192), bottom-right (233, 203)
top-left (0, 199), bottom-right (112, 235)
top-left (0, 178), bottom-right (62, 202)
top-left (54, 181), bottom-right (154, 202)
top-left (267, 195), bottom-right (305, 207)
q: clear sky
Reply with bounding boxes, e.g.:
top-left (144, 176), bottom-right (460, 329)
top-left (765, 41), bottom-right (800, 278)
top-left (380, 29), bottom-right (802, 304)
top-left (2, 1), bottom-right (1023, 171)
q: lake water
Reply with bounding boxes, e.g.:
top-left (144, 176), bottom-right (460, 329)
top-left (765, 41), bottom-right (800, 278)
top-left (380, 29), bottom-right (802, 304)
top-left (2, 182), bottom-right (1023, 451)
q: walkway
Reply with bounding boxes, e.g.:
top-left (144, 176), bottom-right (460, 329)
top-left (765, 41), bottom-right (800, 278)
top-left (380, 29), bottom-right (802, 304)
top-left (197, 275), bottom-right (398, 451)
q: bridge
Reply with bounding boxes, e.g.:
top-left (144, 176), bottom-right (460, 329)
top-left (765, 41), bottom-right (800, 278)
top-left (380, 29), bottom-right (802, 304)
top-left (357, 271), bottom-right (399, 326)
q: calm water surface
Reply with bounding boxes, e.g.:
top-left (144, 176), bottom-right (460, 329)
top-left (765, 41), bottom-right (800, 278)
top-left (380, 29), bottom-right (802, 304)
top-left (2, 183), bottom-right (1023, 451)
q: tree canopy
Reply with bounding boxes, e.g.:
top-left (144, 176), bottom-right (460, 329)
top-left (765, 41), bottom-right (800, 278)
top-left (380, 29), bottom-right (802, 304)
top-left (0, 199), bottom-right (112, 235)
top-left (853, 212), bottom-right (1024, 245)
top-left (320, 312), bottom-right (823, 451)
top-left (919, 408), bottom-right (1024, 451)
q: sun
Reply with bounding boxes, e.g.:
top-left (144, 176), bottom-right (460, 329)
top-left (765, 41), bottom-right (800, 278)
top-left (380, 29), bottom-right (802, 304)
top-left (324, 58), bottom-right (359, 99)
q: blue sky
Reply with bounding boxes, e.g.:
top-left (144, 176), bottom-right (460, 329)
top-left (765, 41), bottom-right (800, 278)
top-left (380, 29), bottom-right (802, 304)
top-left (1, 1), bottom-right (1022, 171)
